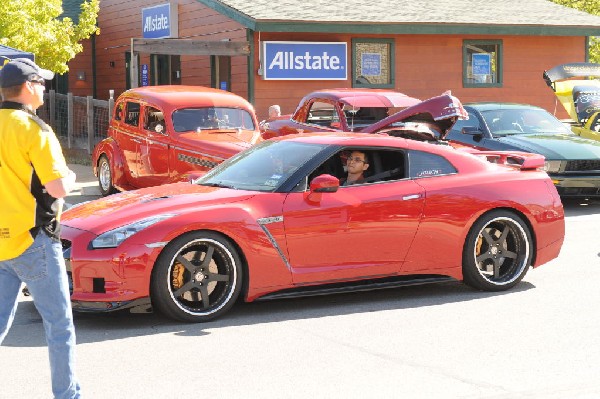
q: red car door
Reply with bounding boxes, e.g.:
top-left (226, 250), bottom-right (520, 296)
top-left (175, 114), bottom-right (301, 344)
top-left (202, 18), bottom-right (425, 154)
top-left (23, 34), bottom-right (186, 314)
top-left (136, 105), bottom-right (171, 187)
top-left (282, 180), bottom-right (425, 284)
top-left (118, 101), bottom-right (143, 187)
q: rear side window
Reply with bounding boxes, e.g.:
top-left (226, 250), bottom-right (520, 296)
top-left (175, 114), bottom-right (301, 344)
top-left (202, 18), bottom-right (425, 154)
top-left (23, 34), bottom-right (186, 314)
top-left (124, 102), bottom-right (141, 127)
top-left (409, 150), bottom-right (456, 178)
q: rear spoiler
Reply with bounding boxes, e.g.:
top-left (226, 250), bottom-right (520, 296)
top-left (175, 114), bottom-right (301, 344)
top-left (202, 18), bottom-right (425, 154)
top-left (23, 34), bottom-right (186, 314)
top-left (543, 62), bottom-right (600, 91)
top-left (461, 149), bottom-right (545, 170)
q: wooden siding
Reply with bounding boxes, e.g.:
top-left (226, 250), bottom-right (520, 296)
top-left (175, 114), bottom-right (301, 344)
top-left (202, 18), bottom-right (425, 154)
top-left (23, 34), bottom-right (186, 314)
top-left (68, 2), bottom-right (587, 122)
top-left (252, 33), bottom-right (585, 121)
top-left (85, 0), bottom-right (248, 101)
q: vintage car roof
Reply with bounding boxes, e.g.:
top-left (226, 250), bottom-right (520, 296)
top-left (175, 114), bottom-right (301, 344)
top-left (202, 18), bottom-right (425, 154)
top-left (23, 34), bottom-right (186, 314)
top-left (301, 88), bottom-right (421, 108)
top-left (117, 85), bottom-right (256, 112)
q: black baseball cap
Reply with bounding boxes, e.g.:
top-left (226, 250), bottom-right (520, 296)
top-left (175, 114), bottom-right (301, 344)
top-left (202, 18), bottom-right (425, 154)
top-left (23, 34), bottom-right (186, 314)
top-left (0, 58), bottom-right (54, 88)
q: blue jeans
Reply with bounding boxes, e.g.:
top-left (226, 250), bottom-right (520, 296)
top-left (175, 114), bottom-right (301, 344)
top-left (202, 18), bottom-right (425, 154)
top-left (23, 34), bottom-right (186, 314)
top-left (0, 231), bottom-right (81, 399)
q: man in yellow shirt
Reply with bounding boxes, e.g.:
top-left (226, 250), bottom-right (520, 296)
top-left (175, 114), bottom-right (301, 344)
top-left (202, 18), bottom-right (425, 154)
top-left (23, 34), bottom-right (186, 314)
top-left (0, 58), bottom-right (81, 399)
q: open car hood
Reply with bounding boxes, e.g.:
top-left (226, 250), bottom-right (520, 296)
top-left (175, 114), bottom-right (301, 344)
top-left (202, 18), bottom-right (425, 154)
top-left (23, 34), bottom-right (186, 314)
top-left (361, 91), bottom-right (468, 141)
top-left (543, 62), bottom-right (600, 124)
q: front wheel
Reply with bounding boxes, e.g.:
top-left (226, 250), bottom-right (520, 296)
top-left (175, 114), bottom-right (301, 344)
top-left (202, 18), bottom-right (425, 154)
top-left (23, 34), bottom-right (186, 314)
top-left (462, 211), bottom-right (533, 291)
top-left (97, 155), bottom-right (117, 196)
top-left (151, 231), bottom-right (243, 322)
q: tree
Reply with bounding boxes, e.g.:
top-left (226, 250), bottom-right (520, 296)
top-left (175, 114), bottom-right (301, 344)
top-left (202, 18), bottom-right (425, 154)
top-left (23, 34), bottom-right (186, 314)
top-left (550, 0), bottom-right (600, 63)
top-left (0, 0), bottom-right (99, 74)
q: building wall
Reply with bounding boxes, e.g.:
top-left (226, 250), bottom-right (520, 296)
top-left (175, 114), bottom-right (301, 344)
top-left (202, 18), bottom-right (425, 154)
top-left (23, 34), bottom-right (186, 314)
top-left (252, 33), bottom-right (585, 121)
top-left (66, 37), bottom-right (93, 97)
top-left (88, 0), bottom-right (248, 101)
top-left (70, 2), bottom-right (586, 121)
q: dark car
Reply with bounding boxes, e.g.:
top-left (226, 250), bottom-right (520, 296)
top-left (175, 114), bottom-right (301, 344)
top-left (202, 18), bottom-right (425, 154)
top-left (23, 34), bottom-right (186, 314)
top-left (445, 102), bottom-right (600, 198)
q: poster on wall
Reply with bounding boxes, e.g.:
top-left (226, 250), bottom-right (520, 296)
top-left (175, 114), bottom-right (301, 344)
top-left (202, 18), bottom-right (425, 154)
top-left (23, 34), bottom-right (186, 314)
top-left (472, 53), bottom-right (491, 76)
top-left (361, 53), bottom-right (381, 76)
top-left (141, 64), bottom-right (149, 86)
top-left (262, 41), bottom-right (347, 80)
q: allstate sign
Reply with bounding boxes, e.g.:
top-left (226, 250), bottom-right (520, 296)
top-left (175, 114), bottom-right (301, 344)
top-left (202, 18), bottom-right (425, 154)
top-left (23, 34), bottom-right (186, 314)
top-left (263, 42), bottom-right (347, 80)
top-left (142, 3), bottom-right (178, 39)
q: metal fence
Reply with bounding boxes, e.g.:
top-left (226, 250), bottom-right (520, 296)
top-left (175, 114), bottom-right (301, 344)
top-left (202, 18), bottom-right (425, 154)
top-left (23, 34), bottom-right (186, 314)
top-left (38, 90), bottom-right (115, 154)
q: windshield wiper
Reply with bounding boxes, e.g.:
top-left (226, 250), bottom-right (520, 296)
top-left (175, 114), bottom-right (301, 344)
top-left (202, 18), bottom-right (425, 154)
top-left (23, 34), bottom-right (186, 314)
top-left (200, 182), bottom-right (237, 189)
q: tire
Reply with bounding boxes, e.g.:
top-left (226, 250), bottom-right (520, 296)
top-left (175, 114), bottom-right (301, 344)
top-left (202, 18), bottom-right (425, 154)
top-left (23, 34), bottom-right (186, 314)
top-left (98, 155), bottom-right (117, 196)
top-left (151, 231), bottom-right (243, 322)
top-left (462, 211), bottom-right (533, 292)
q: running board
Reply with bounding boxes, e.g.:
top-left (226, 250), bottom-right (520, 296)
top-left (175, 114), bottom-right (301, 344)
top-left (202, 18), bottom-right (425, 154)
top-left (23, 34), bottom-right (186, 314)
top-left (255, 274), bottom-right (456, 301)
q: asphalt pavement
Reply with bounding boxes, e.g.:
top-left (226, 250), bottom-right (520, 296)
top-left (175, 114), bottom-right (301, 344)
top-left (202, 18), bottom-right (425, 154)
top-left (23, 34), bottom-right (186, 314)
top-left (65, 163), bottom-right (101, 205)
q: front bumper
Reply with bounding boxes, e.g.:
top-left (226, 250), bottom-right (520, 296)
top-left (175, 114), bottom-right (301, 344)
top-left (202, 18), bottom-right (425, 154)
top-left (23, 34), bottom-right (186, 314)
top-left (61, 224), bottom-right (162, 313)
top-left (549, 174), bottom-right (600, 197)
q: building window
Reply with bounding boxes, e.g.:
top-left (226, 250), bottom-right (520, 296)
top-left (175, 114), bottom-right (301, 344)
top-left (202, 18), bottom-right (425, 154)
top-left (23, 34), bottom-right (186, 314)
top-left (352, 38), bottom-right (394, 88)
top-left (463, 40), bottom-right (502, 88)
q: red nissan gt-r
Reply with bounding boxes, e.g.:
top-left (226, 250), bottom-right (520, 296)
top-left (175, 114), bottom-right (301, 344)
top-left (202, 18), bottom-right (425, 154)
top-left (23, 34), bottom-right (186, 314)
top-left (62, 133), bottom-right (565, 322)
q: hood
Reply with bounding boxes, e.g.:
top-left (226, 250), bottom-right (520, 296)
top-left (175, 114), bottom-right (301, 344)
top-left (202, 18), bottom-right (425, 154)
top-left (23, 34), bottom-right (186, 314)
top-left (543, 63), bottom-right (600, 123)
top-left (362, 91), bottom-right (468, 139)
top-left (175, 129), bottom-right (262, 159)
top-left (497, 133), bottom-right (600, 160)
top-left (62, 182), bottom-right (255, 233)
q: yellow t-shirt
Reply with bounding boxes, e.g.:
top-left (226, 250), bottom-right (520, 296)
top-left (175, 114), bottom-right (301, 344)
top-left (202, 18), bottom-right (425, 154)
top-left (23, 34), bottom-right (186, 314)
top-left (0, 102), bottom-right (69, 260)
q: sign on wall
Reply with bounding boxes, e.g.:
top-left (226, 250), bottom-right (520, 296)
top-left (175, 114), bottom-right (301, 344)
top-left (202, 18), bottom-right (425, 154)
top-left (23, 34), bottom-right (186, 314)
top-left (262, 41), bottom-right (347, 80)
top-left (141, 64), bottom-right (149, 86)
top-left (142, 3), bottom-right (178, 39)
top-left (472, 53), bottom-right (491, 76)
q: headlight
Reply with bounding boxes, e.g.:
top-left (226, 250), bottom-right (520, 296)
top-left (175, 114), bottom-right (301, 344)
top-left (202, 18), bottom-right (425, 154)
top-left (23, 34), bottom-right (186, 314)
top-left (91, 214), bottom-right (176, 249)
top-left (543, 160), bottom-right (563, 173)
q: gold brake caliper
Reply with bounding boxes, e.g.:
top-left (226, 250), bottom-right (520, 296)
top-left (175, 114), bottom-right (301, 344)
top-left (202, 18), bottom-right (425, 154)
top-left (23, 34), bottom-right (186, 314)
top-left (172, 262), bottom-right (185, 290)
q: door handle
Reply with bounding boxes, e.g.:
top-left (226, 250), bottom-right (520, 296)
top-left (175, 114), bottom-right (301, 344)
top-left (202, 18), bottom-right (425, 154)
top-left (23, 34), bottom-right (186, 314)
top-left (132, 138), bottom-right (142, 143)
top-left (402, 194), bottom-right (421, 201)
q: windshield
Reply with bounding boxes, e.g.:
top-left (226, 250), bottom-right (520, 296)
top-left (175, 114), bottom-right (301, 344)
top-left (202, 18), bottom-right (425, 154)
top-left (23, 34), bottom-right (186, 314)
top-left (480, 108), bottom-right (573, 136)
top-left (196, 140), bottom-right (327, 192)
top-left (172, 107), bottom-right (256, 132)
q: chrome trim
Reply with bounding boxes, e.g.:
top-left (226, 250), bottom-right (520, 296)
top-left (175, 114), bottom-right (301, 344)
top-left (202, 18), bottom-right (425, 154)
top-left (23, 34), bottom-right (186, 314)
top-left (171, 145), bottom-right (227, 162)
top-left (257, 216), bottom-right (290, 270)
top-left (145, 242), bottom-right (168, 248)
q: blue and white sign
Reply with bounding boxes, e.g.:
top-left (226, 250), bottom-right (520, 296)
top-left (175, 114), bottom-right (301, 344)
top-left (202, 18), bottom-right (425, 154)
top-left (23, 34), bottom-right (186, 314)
top-left (141, 64), bottom-right (149, 86)
top-left (472, 53), bottom-right (491, 75)
top-left (361, 53), bottom-right (381, 76)
top-left (263, 41), bottom-right (347, 80)
top-left (142, 3), bottom-right (178, 39)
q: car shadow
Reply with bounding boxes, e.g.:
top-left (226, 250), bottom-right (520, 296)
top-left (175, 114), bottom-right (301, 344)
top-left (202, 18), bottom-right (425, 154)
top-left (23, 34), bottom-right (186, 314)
top-left (562, 197), bottom-right (600, 217)
top-left (4, 280), bottom-right (535, 347)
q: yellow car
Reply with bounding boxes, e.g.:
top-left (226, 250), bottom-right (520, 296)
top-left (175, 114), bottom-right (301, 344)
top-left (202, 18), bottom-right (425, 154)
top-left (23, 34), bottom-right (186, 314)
top-left (543, 62), bottom-right (600, 141)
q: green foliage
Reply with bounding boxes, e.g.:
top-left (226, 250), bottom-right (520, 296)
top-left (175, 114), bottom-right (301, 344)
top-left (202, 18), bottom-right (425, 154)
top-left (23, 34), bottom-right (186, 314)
top-left (550, 0), bottom-right (600, 63)
top-left (0, 0), bottom-right (99, 74)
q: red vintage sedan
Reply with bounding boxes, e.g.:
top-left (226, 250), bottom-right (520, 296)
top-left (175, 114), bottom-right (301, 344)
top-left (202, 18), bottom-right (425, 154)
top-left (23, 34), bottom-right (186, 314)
top-left (62, 133), bottom-right (564, 322)
top-left (261, 88), bottom-right (421, 138)
top-left (92, 85), bottom-right (262, 196)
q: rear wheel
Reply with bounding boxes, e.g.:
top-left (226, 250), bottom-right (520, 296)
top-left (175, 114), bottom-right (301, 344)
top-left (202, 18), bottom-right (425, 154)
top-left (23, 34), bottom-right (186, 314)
top-left (151, 231), bottom-right (242, 323)
top-left (98, 155), bottom-right (117, 196)
top-left (463, 211), bottom-right (533, 291)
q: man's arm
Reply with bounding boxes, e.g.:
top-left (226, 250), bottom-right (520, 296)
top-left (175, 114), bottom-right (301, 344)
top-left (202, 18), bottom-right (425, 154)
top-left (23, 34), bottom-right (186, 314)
top-left (45, 169), bottom-right (77, 199)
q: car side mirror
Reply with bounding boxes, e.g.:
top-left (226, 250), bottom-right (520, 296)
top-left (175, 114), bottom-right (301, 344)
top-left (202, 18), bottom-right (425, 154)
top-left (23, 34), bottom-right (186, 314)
top-left (462, 126), bottom-right (483, 136)
top-left (305, 174), bottom-right (339, 203)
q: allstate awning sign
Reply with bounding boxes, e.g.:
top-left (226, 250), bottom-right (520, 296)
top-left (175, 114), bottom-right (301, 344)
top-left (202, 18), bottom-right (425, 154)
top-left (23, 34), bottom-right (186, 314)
top-left (142, 3), bottom-right (178, 39)
top-left (263, 42), bottom-right (347, 80)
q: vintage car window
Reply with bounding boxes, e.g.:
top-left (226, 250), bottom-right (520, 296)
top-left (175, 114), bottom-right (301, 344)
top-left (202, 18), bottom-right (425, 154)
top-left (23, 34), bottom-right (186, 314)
top-left (408, 150), bottom-right (457, 179)
top-left (124, 102), bottom-right (141, 127)
top-left (480, 108), bottom-right (572, 136)
top-left (343, 105), bottom-right (389, 131)
top-left (144, 106), bottom-right (165, 133)
top-left (197, 140), bottom-right (326, 192)
top-left (306, 101), bottom-right (339, 127)
top-left (114, 102), bottom-right (124, 121)
top-left (172, 107), bottom-right (255, 132)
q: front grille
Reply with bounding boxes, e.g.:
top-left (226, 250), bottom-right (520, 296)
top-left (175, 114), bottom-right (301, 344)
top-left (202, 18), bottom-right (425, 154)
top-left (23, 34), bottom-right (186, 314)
top-left (564, 160), bottom-right (600, 172)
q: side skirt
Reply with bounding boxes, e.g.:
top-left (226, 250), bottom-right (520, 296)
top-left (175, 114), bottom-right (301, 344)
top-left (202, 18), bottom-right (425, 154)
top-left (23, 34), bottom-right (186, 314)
top-left (254, 274), bottom-right (456, 301)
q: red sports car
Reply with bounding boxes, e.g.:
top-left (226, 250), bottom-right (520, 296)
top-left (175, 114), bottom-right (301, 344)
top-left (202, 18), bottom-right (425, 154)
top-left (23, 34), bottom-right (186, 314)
top-left (62, 134), bottom-right (565, 322)
top-left (92, 85), bottom-right (262, 196)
